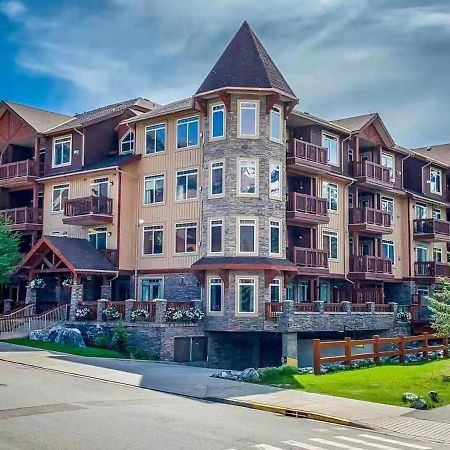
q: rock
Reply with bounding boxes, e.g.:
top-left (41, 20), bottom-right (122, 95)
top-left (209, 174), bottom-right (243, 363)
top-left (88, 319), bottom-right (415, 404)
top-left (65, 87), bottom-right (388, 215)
top-left (29, 329), bottom-right (50, 342)
top-left (30, 325), bottom-right (86, 348)
top-left (428, 391), bottom-right (439, 402)
top-left (403, 392), bottom-right (419, 402)
top-left (442, 375), bottom-right (450, 383)
top-left (411, 398), bottom-right (427, 410)
top-left (239, 368), bottom-right (260, 382)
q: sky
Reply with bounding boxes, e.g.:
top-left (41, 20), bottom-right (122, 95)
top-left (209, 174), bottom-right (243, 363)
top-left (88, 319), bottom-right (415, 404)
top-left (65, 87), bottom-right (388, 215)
top-left (1, 0), bottom-right (450, 148)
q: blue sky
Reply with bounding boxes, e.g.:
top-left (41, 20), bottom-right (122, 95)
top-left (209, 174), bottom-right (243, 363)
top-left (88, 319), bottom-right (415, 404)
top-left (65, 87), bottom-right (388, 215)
top-left (1, 0), bottom-right (450, 148)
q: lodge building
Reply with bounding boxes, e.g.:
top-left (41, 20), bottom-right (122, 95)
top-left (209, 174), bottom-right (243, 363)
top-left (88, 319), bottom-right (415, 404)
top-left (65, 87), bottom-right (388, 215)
top-left (0, 22), bottom-right (448, 367)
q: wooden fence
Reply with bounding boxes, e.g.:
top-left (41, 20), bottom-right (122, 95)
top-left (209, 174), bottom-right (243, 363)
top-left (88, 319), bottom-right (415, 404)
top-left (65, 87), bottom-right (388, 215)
top-left (313, 333), bottom-right (449, 375)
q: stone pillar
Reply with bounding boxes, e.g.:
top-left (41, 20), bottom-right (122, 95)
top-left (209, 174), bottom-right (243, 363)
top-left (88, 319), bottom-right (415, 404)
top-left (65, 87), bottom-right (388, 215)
top-left (25, 287), bottom-right (37, 314)
top-left (279, 300), bottom-right (294, 330)
top-left (341, 301), bottom-right (351, 313)
top-left (69, 284), bottom-right (83, 321)
top-left (282, 332), bottom-right (298, 367)
top-left (314, 300), bottom-right (324, 313)
top-left (97, 298), bottom-right (108, 322)
top-left (191, 299), bottom-right (203, 312)
top-left (101, 285), bottom-right (112, 300)
top-left (3, 299), bottom-right (13, 314)
top-left (155, 299), bottom-right (167, 323)
top-left (124, 298), bottom-right (135, 322)
top-left (366, 302), bottom-right (375, 313)
top-left (389, 302), bottom-right (399, 314)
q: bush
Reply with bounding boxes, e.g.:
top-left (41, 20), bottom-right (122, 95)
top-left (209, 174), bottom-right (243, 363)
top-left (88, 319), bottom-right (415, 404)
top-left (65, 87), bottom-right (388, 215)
top-left (257, 365), bottom-right (302, 387)
top-left (93, 334), bottom-right (111, 349)
top-left (129, 347), bottom-right (154, 360)
top-left (112, 326), bottom-right (129, 354)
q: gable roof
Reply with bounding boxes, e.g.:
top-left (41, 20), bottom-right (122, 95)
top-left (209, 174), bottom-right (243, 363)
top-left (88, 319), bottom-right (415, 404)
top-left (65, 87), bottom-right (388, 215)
top-left (195, 21), bottom-right (296, 99)
top-left (330, 113), bottom-right (377, 132)
top-left (45, 98), bottom-right (157, 134)
top-left (412, 143), bottom-right (450, 166)
top-left (1, 101), bottom-right (71, 133)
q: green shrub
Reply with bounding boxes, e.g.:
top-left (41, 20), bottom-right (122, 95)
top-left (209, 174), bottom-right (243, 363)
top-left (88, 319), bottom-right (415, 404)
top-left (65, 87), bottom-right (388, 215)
top-left (112, 326), bottom-right (129, 354)
top-left (129, 347), bottom-right (151, 360)
top-left (93, 334), bottom-right (111, 349)
top-left (257, 365), bottom-right (302, 387)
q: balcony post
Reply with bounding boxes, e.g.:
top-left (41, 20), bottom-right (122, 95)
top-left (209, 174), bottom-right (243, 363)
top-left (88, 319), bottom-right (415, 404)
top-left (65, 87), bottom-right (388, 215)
top-left (389, 302), bottom-right (398, 314)
top-left (366, 301), bottom-right (375, 313)
top-left (124, 298), bottom-right (135, 322)
top-left (155, 299), bottom-right (168, 323)
top-left (69, 284), bottom-right (83, 321)
top-left (341, 301), bottom-right (351, 313)
top-left (314, 300), bottom-right (324, 313)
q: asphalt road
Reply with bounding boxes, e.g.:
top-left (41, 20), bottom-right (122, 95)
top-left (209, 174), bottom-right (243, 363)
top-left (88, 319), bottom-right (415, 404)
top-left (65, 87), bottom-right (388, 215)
top-left (0, 360), bottom-right (445, 450)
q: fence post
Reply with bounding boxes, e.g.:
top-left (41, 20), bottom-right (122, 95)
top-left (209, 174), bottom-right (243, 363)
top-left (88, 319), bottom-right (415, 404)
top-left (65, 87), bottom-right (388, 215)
top-left (399, 335), bottom-right (405, 363)
top-left (344, 337), bottom-right (352, 366)
top-left (373, 335), bottom-right (380, 364)
top-left (423, 332), bottom-right (429, 360)
top-left (313, 339), bottom-right (321, 375)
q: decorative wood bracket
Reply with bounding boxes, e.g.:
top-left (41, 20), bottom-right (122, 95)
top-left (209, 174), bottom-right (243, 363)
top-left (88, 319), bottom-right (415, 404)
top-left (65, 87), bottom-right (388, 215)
top-left (195, 98), bottom-right (208, 115)
top-left (284, 271), bottom-right (297, 287)
top-left (284, 101), bottom-right (297, 119)
top-left (218, 269), bottom-right (230, 289)
top-left (266, 93), bottom-right (279, 114)
top-left (264, 269), bottom-right (280, 287)
top-left (193, 270), bottom-right (205, 287)
top-left (218, 91), bottom-right (231, 111)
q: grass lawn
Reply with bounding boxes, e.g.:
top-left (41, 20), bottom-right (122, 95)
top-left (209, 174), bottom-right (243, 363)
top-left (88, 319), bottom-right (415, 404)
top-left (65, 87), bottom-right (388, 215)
top-left (4, 338), bottom-right (125, 359)
top-left (258, 360), bottom-right (450, 407)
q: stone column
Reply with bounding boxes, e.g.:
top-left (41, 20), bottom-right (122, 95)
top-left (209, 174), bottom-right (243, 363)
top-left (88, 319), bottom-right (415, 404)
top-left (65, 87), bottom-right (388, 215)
top-left (155, 299), bottom-right (167, 323)
top-left (341, 301), bottom-right (352, 313)
top-left (68, 284), bottom-right (83, 321)
top-left (366, 302), bottom-right (375, 313)
top-left (279, 300), bottom-right (294, 330)
top-left (25, 287), bottom-right (37, 314)
top-left (3, 299), bottom-right (13, 314)
top-left (191, 299), bottom-right (203, 312)
top-left (389, 302), bottom-right (398, 314)
top-left (314, 300), bottom-right (325, 313)
top-left (100, 285), bottom-right (112, 300)
top-left (124, 298), bottom-right (135, 322)
top-left (282, 332), bottom-right (298, 367)
top-left (97, 298), bottom-right (108, 322)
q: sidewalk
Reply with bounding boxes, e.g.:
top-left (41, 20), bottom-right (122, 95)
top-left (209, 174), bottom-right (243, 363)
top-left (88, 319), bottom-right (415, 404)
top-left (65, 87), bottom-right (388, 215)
top-left (0, 342), bottom-right (449, 444)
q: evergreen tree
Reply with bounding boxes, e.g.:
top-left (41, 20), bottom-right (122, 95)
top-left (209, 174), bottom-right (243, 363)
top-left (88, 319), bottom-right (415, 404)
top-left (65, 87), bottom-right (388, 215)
top-left (427, 280), bottom-right (450, 336)
top-left (0, 216), bottom-right (20, 286)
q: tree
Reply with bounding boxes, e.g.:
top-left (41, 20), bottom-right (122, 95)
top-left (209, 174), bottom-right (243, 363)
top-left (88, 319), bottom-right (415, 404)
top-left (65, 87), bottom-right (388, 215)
top-left (427, 279), bottom-right (450, 336)
top-left (0, 216), bottom-right (20, 286)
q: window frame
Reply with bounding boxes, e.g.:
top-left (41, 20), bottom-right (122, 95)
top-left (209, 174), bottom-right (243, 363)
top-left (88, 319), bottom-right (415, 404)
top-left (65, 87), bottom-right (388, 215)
top-left (381, 152), bottom-right (395, 181)
top-left (144, 122), bottom-right (166, 155)
top-left (415, 203), bottom-right (427, 219)
top-left (143, 173), bottom-right (165, 206)
top-left (176, 115), bottom-right (199, 149)
top-left (269, 219), bottom-right (282, 257)
top-left (175, 168), bottom-right (198, 202)
top-left (237, 217), bottom-right (258, 256)
top-left (174, 222), bottom-right (198, 255)
top-left (237, 158), bottom-right (259, 197)
top-left (120, 131), bottom-right (135, 155)
top-left (88, 226), bottom-right (108, 250)
top-left (51, 183), bottom-right (70, 213)
top-left (270, 278), bottom-right (282, 303)
top-left (235, 276), bottom-right (257, 315)
top-left (52, 135), bottom-right (72, 168)
top-left (430, 168), bottom-right (442, 195)
top-left (140, 277), bottom-right (164, 301)
top-left (142, 224), bottom-right (164, 256)
top-left (209, 160), bottom-right (225, 198)
top-left (237, 100), bottom-right (259, 138)
top-left (433, 247), bottom-right (443, 263)
top-left (269, 105), bottom-right (282, 142)
top-left (322, 182), bottom-right (339, 212)
top-left (432, 208), bottom-right (442, 220)
top-left (381, 196), bottom-right (395, 219)
top-left (416, 244), bottom-right (428, 262)
top-left (321, 131), bottom-right (339, 166)
top-left (382, 239), bottom-right (395, 266)
top-left (210, 102), bottom-right (226, 141)
top-left (208, 218), bottom-right (224, 256)
top-left (323, 229), bottom-right (339, 261)
top-left (207, 276), bottom-right (224, 314)
top-left (269, 161), bottom-right (282, 200)
top-left (90, 177), bottom-right (109, 198)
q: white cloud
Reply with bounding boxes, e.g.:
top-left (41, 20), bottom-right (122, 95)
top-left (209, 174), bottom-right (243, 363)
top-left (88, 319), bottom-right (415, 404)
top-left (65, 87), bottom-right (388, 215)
top-left (0, 0), bottom-right (26, 20)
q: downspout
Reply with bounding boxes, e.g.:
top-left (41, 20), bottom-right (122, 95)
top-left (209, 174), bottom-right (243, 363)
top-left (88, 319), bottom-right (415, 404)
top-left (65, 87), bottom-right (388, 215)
top-left (401, 153), bottom-right (413, 279)
top-left (73, 127), bottom-right (85, 167)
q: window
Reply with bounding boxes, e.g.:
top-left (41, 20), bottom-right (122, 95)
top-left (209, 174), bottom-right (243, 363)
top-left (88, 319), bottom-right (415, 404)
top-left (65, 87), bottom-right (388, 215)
top-left (322, 133), bottom-right (339, 165)
top-left (430, 168), bottom-right (442, 194)
top-left (415, 203), bottom-right (427, 219)
top-left (319, 281), bottom-right (330, 302)
top-left (432, 208), bottom-right (442, 220)
top-left (177, 115), bottom-right (199, 149)
top-left (287, 283), bottom-right (294, 301)
top-left (416, 245), bottom-right (428, 262)
top-left (381, 197), bottom-right (394, 218)
top-left (145, 123), bottom-right (165, 154)
top-left (239, 101), bottom-right (258, 137)
top-left (382, 240), bottom-right (395, 264)
top-left (141, 278), bottom-right (163, 301)
top-left (238, 218), bottom-right (257, 254)
top-left (210, 161), bottom-right (224, 197)
top-left (270, 106), bottom-right (282, 141)
top-left (381, 153), bottom-right (394, 181)
top-left (88, 227), bottom-right (107, 250)
top-left (175, 222), bottom-right (197, 254)
top-left (52, 136), bottom-right (71, 167)
top-left (52, 184), bottom-right (69, 212)
top-left (348, 193), bottom-right (354, 209)
top-left (323, 230), bottom-right (338, 260)
top-left (270, 279), bottom-right (281, 302)
top-left (144, 174), bottom-right (165, 205)
top-left (91, 177), bottom-right (109, 197)
top-left (238, 159), bottom-right (258, 196)
top-left (120, 131), bottom-right (134, 154)
top-left (211, 104), bottom-right (225, 139)
top-left (208, 278), bottom-right (223, 312)
top-left (209, 219), bottom-right (223, 254)
top-left (348, 148), bottom-right (354, 162)
top-left (433, 248), bottom-right (443, 263)
top-left (297, 281), bottom-right (309, 302)
top-left (143, 225), bottom-right (163, 255)
top-left (176, 169), bottom-right (198, 201)
top-left (270, 220), bottom-right (281, 255)
top-left (322, 182), bottom-right (338, 212)
top-left (237, 278), bottom-right (256, 313)
top-left (269, 162), bottom-right (281, 199)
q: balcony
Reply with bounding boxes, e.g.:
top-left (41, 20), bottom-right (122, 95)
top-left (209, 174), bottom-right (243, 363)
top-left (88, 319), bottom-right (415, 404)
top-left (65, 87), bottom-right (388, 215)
top-left (333, 287), bottom-right (384, 304)
top-left (349, 255), bottom-right (393, 280)
top-left (413, 219), bottom-right (450, 242)
top-left (286, 192), bottom-right (329, 225)
top-left (63, 196), bottom-right (113, 226)
top-left (291, 247), bottom-right (329, 275)
top-left (351, 160), bottom-right (394, 190)
top-left (0, 159), bottom-right (42, 188)
top-left (0, 207), bottom-right (43, 231)
top-left (287, 139), bottom-right (331, 174)
top-left (414, 261), bottom-right (450, 280)
top-left (349, 207), bottom-right (392, 234)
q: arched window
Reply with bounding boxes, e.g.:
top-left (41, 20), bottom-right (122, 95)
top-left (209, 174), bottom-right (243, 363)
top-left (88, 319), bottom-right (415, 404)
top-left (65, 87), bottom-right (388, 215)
top-left (120, 131), bottom-right (134, 154)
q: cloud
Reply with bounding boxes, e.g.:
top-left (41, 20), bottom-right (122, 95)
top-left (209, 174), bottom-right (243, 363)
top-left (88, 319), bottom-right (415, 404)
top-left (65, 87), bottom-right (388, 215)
top-left (1, 0), bottom-right (450, 147)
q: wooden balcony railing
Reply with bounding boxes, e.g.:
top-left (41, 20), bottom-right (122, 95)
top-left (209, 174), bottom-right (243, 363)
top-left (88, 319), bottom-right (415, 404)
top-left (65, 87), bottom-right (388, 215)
top-left (287, 192), bottom-right (328, 217)
top-left (265, 302), bottom-right (283, 320)
top-left (100, 249), bottom-right (118, 267)
top-left (293, 302), bottom-right (315, 312)
top-left (0, 207), bottom-right (43, 225)
top-left (413, 219), bottom-right (450, 237)
top-left (349, 207), bottom-right (391, 228)
top-left (352, 160), bottom-right (392, 184)
top-left (349, 255), bottom-right (392, 274)
top-left (64, 196), bottom-right (113, 217)
top-left (333, 287), bottom-right (384, 304)
top-left (0, 159), bottom-right (41, 180)
top-left (287, 139), bottom-right (329, 166)
top-left (414, 261), bottom-right (450, 278)
top-left (410, 305), bottom-right (432, 323)
top-left (132, 301), bottom-right (156, 322)
top-left (291, 247), bottom-right (328, 269)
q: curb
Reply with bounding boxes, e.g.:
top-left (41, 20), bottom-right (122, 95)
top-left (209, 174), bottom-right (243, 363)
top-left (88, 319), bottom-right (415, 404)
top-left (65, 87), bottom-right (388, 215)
top-left (207, 397), bottom-right (373, 429)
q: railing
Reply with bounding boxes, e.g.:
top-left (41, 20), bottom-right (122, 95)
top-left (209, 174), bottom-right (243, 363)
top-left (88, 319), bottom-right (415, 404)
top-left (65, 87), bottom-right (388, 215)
top-left (350, 304), bottom-right (369, 312)
top-left (324, 303), bottom-right (343, 312)
top-left (104, 301), bottom-right (126, 319)
top-left (2, 304), bottom-right (34, 319)
top-left (287, 192), bottom-right (328, 217)
top-left (265, 302), bottom-right (283, 320)
top-left (287, 139), bottom-right (329, 166)
top-left (352, 160), bottom-right (392, 184)
top-left (349, 207), bottom-right (391, 228)
top-left (0, 207), bottom-right (43, 226)
top-left (64, 196), bottom-right (113, 217)
top-left (293, 302), bottom-right (315, 312)
top-left (291, 247), bottom-right (328, 269)
top-left (79, 301), bottom-right (98, 320)
top-left (374, 304), bottom-right (391, 312)
top-left (410, 305), bottom-right (432, 323)
top-left (349, 255), bottom-right (392, 274)
top-left (0, 159), bottom-right (41, 180)
top-left (313, 333), bottom-right (449, 375)
top-left (132, 301), bottom-right (156, 322)
top-left (100, 249), bottom-right (118, 267)
top-left (413, 219), bottom-right (450, 237)
top-left (333, 287), bottom-right (384, 304)
top-left (166, 301), bottom-right (196, 322)
top-left (414, 261), bottom-right (450, 277)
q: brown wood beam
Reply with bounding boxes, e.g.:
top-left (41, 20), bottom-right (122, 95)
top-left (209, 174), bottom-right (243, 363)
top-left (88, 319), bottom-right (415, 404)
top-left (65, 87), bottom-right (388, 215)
top-left (266, 94), bottom-right (279, 114)
top-left (264, 269), bottom-right (280, 287)
top-left (218, 91), bottom-right (231, 111)
top-left (218, 269), bottom-right (230, 289)
top-left (193, 270), bottom-right (205, 287)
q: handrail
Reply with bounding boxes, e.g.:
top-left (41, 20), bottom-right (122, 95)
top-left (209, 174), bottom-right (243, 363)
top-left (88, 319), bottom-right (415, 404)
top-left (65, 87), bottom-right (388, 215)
top-left (349, 207), bottom-right (391, 228)
top-left (287, 139), bottom-right (329, 165)
top-left (64, 195), bottom-right (113, 217)
top-left (413, 218), bottom-right (450, 236)
top-left (352, 160), bottom-right (392, 183)
top-left (349, 255), bottom-right (392, 274)
top-left (292, 247), bottom-right (328, 268)
top-left (0, 207), bottom-right (43, 225)
top-left (287, 192), bottom-right (328, 217)
top-left (0, 159), bottom-right (40, 180)
top-left (414, 261), bottom-right (450, 277)
top-left (2, 304), bottom-right (34, 319)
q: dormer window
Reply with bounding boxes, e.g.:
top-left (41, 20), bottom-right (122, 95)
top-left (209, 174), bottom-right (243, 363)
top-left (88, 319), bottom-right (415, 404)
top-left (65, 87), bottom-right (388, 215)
top-left (430, 168), bottom-right (442, 195)
top-left (120, 131), bottom-right (134, 154)
top-left (238, 100), bottom-right (258, 138)
top-left (211, 104), bottom-right (225, 140)
top-left (52, 136), bottom-right (72, 167)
